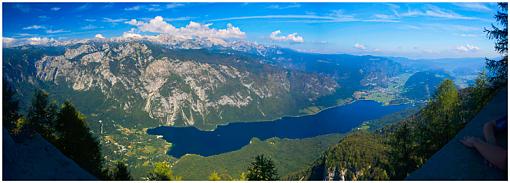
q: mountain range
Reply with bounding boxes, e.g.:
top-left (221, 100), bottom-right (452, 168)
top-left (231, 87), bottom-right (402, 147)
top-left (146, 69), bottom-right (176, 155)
top-left (2, 38), bottom-right (486, 178)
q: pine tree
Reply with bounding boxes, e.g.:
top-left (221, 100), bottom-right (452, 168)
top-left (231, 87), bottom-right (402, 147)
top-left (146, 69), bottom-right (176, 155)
top-left (417, 79), bottom-right (460, 158)
top-left (484, 2), bottom-right (508, 86)
top-left (55, 101), bottom-right (103, 178)
top-left (388, 122), bottom-right (418, 179)
top-left (3, 80), bottom-right (21, 133)
top-left (27, 89), bottom-right (58, 141)
top-left (246, 155), bottom-right (279, 180)
top-left (110, 162), bottom-right (132, 180)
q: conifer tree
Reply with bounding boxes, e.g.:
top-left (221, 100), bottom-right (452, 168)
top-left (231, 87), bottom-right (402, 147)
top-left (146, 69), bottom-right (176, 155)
top-left (110, 162), bottom-right (132, 180)
top-left (3, 80), bottom-right (21, 133)
top-left (417, 79), bottom-right (460, 158)
top-left (485, 2), bottom-right (508, 86)
top-left (55, 101), bottom-right (103, 178)
top-left (246, 155), bottom-right (279, 181)
top-left (27, 89), bottom-right (58, 141)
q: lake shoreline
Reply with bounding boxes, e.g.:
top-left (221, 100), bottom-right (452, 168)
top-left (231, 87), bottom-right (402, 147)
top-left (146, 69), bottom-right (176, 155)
top-left (148, 100), bottom-right (411, 158)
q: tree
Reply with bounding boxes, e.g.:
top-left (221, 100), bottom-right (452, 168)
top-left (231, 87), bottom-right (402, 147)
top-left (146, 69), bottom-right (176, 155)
top-left (55, 101), bottom-right (104, 178)
top-left (246, 155), bottom-right (279, 181)
top-left (3, 80), bottom-right (21, 133)
top-left (324, 132), bottom-right (390, 181)
top-left (110, 162), bottom-right (132, 180)
top-left (11, 117), bottom-right (31, 141)
top-left (238, 172), bottom-right (248, 181)
top-left (484, 2), bottom-right (508, 86)
top-left (461, 70), bottom-right (493, 121)
top-left (208, 171), bottom-right (221, 181)
top-left (147, 162), bottom-right (181, 180)
top-left (388, 122), bottom-right (418, 179)
top-left (27, 89), bottom-right (58, 141)
top-left (417, 79), bottom-right (460, 159)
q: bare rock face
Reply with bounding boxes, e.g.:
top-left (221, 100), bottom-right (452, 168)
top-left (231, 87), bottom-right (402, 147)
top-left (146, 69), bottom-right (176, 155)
top-left (32, 41), bottom-right (338, 129)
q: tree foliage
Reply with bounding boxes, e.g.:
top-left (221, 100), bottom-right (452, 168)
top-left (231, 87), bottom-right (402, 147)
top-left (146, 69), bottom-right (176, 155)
top-left (208, 171), bottom-right (222, 181)
top-left (324, 132), bottom-right (389, 180)
top-left (246, 155), bottom-right (279, 180)
top-left (416, 79), bottom-right (460, 158)
top-left (55, 101), bottom-right (104, 178)
top-left (485, 2), bottom-right (508, 85)
top-left (387, 122), bottom-right (419, 179)
top-left (109, 162), bottom-right (133, 180)
top-left (27, 89), bottom-right (58, 141)
top-left (3, 80), bottom-right (21, 133)
top-left (147, 162), bottom-right (181, 180)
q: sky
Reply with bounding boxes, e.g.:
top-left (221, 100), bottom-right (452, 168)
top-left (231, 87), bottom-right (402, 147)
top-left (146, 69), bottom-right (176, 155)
top-left (2, 2), bottom-right (504, 59)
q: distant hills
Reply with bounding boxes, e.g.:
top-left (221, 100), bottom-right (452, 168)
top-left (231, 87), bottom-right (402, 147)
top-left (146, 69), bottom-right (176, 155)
top-left (2, 38), bottom-right (486, 178)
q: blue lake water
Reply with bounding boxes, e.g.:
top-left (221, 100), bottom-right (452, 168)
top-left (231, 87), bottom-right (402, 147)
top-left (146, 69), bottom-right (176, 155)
top-left (147, 100), bottom-right (410, 158)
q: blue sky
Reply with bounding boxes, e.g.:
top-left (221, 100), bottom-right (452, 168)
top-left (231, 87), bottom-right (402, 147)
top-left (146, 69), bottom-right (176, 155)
top-left (2, 2), bottom-right (502, 59)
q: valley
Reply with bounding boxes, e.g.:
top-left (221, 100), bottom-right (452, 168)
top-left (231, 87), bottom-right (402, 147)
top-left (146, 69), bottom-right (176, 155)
top-left (2, 39), bottom-right (486, 179)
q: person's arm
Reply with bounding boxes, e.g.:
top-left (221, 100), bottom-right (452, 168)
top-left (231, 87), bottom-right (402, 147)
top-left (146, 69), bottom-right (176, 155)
top-left (461, 136), bottom-right (507, 170)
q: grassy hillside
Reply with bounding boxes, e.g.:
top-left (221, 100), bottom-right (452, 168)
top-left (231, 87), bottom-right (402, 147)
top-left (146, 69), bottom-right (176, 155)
top-left (171, 133), bottom-right (343, 180)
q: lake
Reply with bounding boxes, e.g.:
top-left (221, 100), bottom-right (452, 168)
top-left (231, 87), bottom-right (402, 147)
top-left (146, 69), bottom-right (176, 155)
top-left (147, 100), bottom-right (410, 158)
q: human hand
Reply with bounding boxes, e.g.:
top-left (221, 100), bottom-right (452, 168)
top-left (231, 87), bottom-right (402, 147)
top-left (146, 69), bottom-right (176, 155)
top-left (460, 136), bottom-right (482, 148)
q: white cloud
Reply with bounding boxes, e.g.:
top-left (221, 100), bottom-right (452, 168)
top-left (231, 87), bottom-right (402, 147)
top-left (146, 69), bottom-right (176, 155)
top-left (27, 37), bottom-right (55, 45)
top-left (23, 25), bottom-right (46, 30)
top-left (166, 3), bottom-right (185, 9)
top-left (124, 5), bottom-right (141, 11)
top-left (267, 4), bottom-right (301, 9)
top-left (81, 24), bottom-right (102, 30)
top-left (122, 29), bottom-right (144, 39)
top-left (84, 19), bottom-right (96, 22)
top-left (456, 44), bottom-right (480, 52)
top-left (354, 43), bottom-right (367, 50)
top-left (400, 5), bottom-right (480, 20)
top-left (103, 18), bottom-right (128, 23)
top-left (95, 34), bottom-right (105, 39)
top-left (209, 12), bottom-right (398, 23)
top-left (3, 37), bottom-right (17, 47)
top-left (269, 30), bottom-right (304, 43)
top-left (458, 33), bottom-right (479, 37)
top-left (455, 3), bottom-right (492, 12)
top-left (125, 16), bottom-right (246, 40)
top-left (50, 7), bottom-right (61, 11)
top-left (46, 29), bottom-right (68, 34)
top-left (125, 4), bottom-right (183, 11)
top-left (76, 4), bottom-right (91, 11)
top-left (38, 15), bottom-right (49, 20)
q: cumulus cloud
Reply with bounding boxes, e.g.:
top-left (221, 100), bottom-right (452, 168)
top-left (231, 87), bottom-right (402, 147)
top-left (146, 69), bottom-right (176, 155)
top-left (50, 7), bottom-right (61, 11)
top-left (269, 30), bottom-right (304, 43)
top-left (95, 34), bottom-right (105, 39)
top-left (125, 16), bottom-right (246, 40)
top-left (25, 37), bottom-right (56, 45)
top-left (354, 43), bottom-right (367, 50)
top-left (23, 25), bottom-right (46, 30)
top-left (121, 29), bottom-right (145, 39)
top-left (456, 44), bottom-right (480, 52)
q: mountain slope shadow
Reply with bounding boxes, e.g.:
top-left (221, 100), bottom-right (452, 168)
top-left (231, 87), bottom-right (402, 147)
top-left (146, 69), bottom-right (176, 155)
top-left (3, 129), bottom-right (96, 180)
